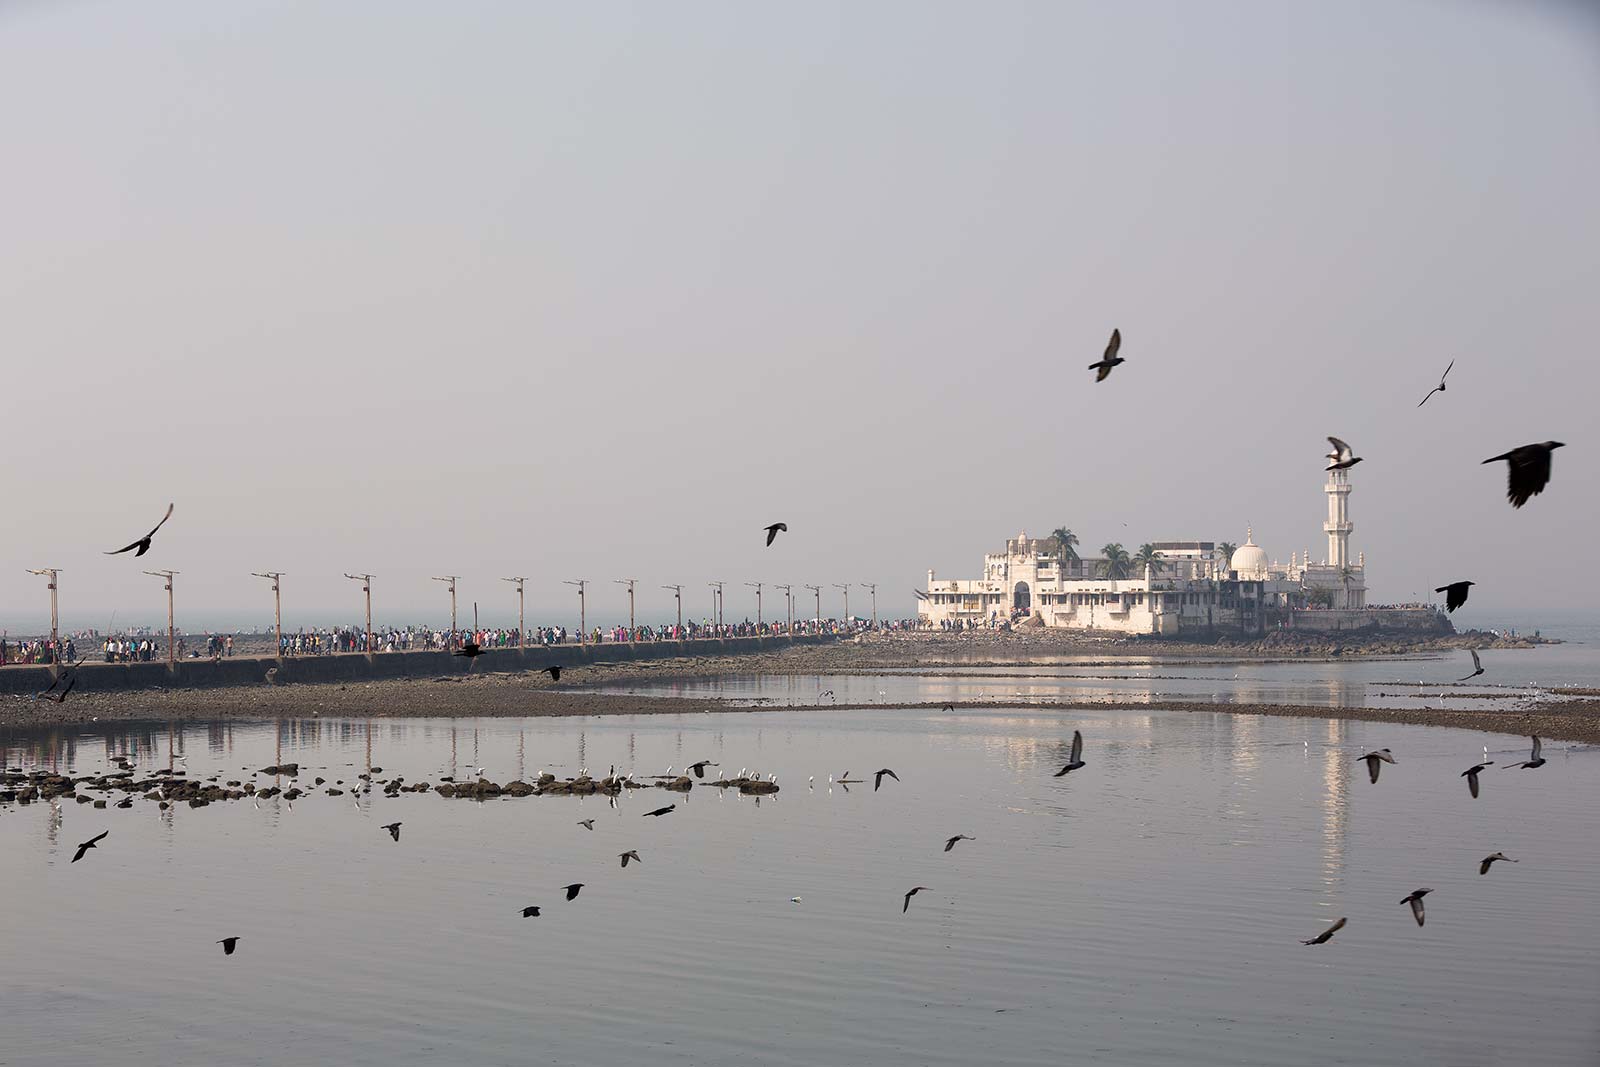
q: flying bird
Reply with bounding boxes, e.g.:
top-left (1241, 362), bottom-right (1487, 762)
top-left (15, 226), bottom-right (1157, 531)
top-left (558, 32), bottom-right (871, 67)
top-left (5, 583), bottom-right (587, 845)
top-left (37, 659), bottom-right (85, 704)
top-left (543, 665), bottom-right (561, 682)
top-left (1400, 888), bottom-right (1433, 927)
top-left (913, 589), bottom-right (929, 601)
top-left (1359, 748), bottom-right (1396, 784)
top-left (382, 822), bottom-right (402, 842)
top-left (643, 804), bottom-right (676, 817)
top-left (1300, 917), bottom-right (1347, 945)
top-left (1483, 442), bottom-right (1564, 508)
top-left (216, 937), bottom-right (241, 956)
top-left (563, 883), bottom-right (585, 901)
top-left (1053, 730), bottom-right (1086, 776)
top-left (688, 760), bottom-right (718, 779)
top-left (873, 768), bottom-right (899, 792)
top-left (105, 503), bottom-right (175, 557)
top-left (1461, 761), bottom-right (1493, 798)
top-left (902, 886), bottom-right (930, 913)
top-left (1417, 360), bottom-right (1454, 407)
top-left (1504, 736), bottom-right (1545, 770)
top-left (71, 830), bottom-right (109, 863)
top-left (1435, 581), bottom-right (1474, 613)
top-left (1325, 437), bottom-right (1362, 471)
top-left (619, 850), bottom-right (641, 868)
top-left (454, 642), bottom-right (483, 661)
top-left (764, 523), bottom-right (788, 546)
top-left (944, 835), bottom-right (975, 852)
top-left (1087, 328), bottom-right (1123, 382)
top-left (577, 819), bottom-right (595, 831)
top-left (1479, 852), bottom-right (1517, 876)
top-left (1459, 649), bottom-right (1485, 681)
top-left (521, 905), bottom-right (542, 918)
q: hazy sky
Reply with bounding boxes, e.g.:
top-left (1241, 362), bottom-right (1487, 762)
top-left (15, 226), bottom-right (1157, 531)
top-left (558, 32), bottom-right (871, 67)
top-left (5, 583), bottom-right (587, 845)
top-left (2, 0), bottom-right (1596, 634)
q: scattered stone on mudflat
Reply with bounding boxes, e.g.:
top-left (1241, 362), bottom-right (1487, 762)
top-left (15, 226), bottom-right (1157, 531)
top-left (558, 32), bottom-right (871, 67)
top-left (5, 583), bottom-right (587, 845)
top-left (261, 764), bottom-right (299, 776)
top-left (92, 799), bottom-right (107, 808)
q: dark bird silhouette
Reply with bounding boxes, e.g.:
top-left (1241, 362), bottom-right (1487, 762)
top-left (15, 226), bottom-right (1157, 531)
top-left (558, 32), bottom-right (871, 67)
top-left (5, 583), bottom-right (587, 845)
top-left (454, 642), bottom-right (483, 660)
top-left (944, 835), bottom-right (974, 852)
top-left (688, 760), bottom-right (718, 779)
top-left (543, 665), bottom-right (561, 682)
top-left (37, 657), bottom-right (86, 704)
top-left (521, 905), bottom-right (541, 918)
top-left (643, 804), bottom-right (676, 817)
top-left (1325, 436), bottom-right (1362, 471)
top-left (105, 503), bottom-right (174, 557)
top-left (1504, 736), bottom-right (1546, 770)
top-left (1483, 442), bottom-right (1564, 508)
top-left (902, 886), bottom-right (930, 913)
top-left (913, 589), bottom-right (929, 602)
top-left (873, 768), bottom-right (899, 791)
top-left (216, 937), bottom-right (240, 956)
top-left (1417, 360), bottom-right (1453, 407)
top-left (382, 822), bottom-right (402, 842)
top-left (1053, 730), bottom-right (1086, 776)
top-left (1300, 917), bottom-right (1347, 945)
top-left (71, 830), bottom-right (108, 863)
top-left (1462, 762), bottom-right (1493, 798)
top-left (619, 850), bottom-right (640, 868)
top-left (577, 819), bottom-right (595, 830)
top-left (1400, 888), bottom-right (1433, 927)
top-left (1087, 328), bottom-right (1123, 382)
top-left (1359, 748), bottom-right (1396, 784)
top-left (1480, 852), bottom-right (1517, 875)
top-left (764, 523), bottom-right (788, 546)
top-left (563, 883), bottom-right (585, 901)
top-left (1435, 581), bottom-right (1474, 613)
top-left (1459, 649), bottom-right (1485, 681)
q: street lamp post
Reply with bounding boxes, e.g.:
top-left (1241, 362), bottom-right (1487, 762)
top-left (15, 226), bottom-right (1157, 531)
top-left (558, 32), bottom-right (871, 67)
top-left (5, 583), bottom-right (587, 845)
top-left (143, 569), bottom-right (179, 668)
top-left (745, 582), bottom-right (763, 630)
top-left (861, 582), bottom-right (878, 630)
top-left (500, 577), bottom-right (527, 648)
top-left (804, 584), bottom-right (821, 628)
top-left (614, 578), bottom-right (637, 634)
top-left (707, 581), bottom-right (724, 632)
top-left (252, 571), bottom-right (283, 655)
top-left (431, 575), bottom-right (460, 637)
top-left (25, 568), bottom-right (60, 661)
top-left (661, 585), bottom-right (682, 632)
top-left (564, 580), bottom-right (587, 644)
top-left (775, 584), bottom-right (793, 632)
top-left (344, 573), bottom-right (374, 655)
top-left (834, 583), bottom-right (851, 627)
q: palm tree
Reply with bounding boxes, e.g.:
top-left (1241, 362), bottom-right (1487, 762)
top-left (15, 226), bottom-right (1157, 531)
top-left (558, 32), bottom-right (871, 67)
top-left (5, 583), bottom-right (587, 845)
top-left (1339, 565), bottom-right (1354, 608)
top-left (1134, 543), bottom-right (1165, 575)
top-left (1217, 541), bottom-right (1237, 562)
top-left (1049, 527), bottom-right (1080, 561)
top-left (1099, 543), bottom-right (1131, 580)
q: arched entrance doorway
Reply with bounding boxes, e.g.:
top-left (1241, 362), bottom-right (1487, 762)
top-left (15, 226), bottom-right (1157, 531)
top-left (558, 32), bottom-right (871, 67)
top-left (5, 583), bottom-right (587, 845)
top-left (1013, 581), bottom-right (1031, 614)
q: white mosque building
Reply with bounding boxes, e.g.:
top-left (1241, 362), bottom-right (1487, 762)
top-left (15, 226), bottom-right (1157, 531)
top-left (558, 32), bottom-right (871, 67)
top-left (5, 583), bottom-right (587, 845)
top-left (918, 467), bottom-right (1446, 637)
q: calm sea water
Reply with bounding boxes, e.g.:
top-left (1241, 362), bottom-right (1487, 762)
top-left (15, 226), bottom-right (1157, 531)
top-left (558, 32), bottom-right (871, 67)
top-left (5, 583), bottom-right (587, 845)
top-left (600, 642), bottom-right (1600, 713)
top-left (3, 701), bottom-right (1597, 1066)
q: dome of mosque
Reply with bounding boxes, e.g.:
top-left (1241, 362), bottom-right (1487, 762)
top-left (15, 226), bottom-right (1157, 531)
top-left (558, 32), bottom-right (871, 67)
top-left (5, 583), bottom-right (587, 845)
top-left (1230, 528), bottom-right (1268, 578)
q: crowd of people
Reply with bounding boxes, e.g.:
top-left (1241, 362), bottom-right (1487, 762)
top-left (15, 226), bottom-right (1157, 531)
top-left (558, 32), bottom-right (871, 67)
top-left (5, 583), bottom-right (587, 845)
top-left (3, 616), bottom-right (922, 666)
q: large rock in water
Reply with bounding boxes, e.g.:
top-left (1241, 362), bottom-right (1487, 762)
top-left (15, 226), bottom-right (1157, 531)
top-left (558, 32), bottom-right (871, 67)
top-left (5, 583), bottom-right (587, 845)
top-left (740, 780), bottom-right (780, 794)
top-left (260, 764), bottom-right (299, 776)
top-left (660, 776), bottom-right (694, 792)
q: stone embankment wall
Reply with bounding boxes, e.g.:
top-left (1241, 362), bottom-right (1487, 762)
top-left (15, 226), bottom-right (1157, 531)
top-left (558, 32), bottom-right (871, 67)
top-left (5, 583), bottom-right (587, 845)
top-left (0, 635), bottom-right (835, 696)
top-left (1265, 608), bottom-right (1453, 634)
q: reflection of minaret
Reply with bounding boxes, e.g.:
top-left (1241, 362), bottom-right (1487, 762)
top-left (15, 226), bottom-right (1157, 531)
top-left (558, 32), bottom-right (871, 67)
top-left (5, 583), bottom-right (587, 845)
top-left (1319, 720), bottom-right (1352, 887)
top-left (1324, 468), bottom-right (1353, 567)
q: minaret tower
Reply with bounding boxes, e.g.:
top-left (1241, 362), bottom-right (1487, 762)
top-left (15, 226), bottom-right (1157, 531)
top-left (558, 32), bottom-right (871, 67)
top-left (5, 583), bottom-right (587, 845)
top-left (1324, 468), bottom-right (1353, 568)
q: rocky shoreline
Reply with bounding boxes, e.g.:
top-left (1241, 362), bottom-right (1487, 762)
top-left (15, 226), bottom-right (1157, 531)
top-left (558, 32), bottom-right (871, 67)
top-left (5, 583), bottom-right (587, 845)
top-left (3, 629), bottom-right (1595, 744)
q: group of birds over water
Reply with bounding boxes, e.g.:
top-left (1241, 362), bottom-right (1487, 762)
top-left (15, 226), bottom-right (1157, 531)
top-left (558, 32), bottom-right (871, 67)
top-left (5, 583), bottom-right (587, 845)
top-left (47, 718), bottom-right (1565, 954)
top-left (1303, 732), bottom-right (1549, 946)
